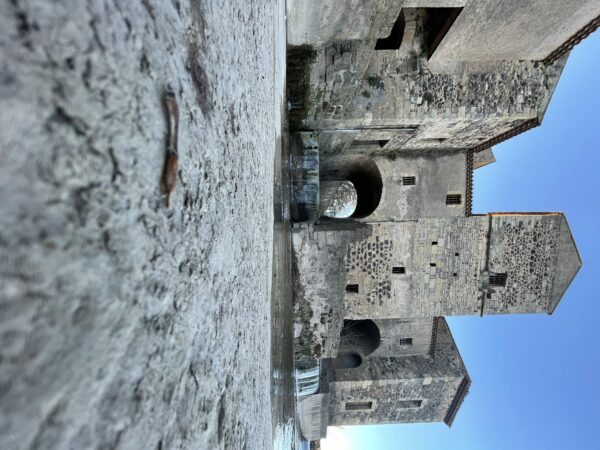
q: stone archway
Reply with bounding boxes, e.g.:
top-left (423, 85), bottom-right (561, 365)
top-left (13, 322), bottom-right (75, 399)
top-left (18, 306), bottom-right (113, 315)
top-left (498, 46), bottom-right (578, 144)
top-left (320, 157), bottom-right (383, 219)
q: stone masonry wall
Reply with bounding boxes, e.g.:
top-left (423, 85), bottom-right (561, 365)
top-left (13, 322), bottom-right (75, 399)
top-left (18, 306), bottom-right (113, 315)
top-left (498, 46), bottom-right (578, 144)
top-left (328, 319), bottom-right (467, 426)
top-left (344, 218), bottom-right (488, 319)
top-left (288, 2), bottom-right (566, 154)
top-left (292, 222), bottom-right (370, 367)
top-left (484, 214), bottom-right (561, 314)
top-left (370, 318), bottom-right (434, 357)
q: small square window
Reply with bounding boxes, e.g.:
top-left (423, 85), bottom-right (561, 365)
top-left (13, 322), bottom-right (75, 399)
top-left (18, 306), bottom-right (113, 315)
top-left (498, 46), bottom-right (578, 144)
top-left (446, 194), bottom-right (462, 205)
top-left (346, 284), bottom-right (359, 293)
top-left (453, 273), bottom-right (458, 277)
top-left (345, 401), bottom-right (373, 411)
top-left (489, 273), bottom-right (507, 287)
top-left (402, 176), bottom-right (416, 186)
top-left (392, 266), bottom-right (405, 274)
top-left (398, 338), bottom-right (413, 346)
top-left (455, 252), bottom-right (459, 256)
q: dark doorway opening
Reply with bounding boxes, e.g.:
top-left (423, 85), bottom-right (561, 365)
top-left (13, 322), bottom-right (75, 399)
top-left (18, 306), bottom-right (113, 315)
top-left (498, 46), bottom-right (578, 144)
top-left (320, 157), bottom-right (383, 219)
top-left (351, 140), bottom-right (390, 148)
top-left (339, 319), bottom-right (381, 357)
top-left (426, 8), bottom-right (463, 58)
top-left (334, 352), bottom-right (363, 369)
top-left (375, 10), bottom-right (406, 50)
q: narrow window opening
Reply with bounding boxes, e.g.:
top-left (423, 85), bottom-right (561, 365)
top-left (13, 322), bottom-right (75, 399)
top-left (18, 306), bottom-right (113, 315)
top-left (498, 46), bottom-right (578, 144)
top-left (346, 284), bottom-right (359, 293)
top-left (402, 176), bottom-right (416, 186)
top-left (486, 292), bottom-right (492, 299)
top-left (345, 401), bottom-right (373, 411)
top-left (430, 263), bottom-right (436, 267)
top-left (398, 338), bottom-right (413, 346)
top-left (431, 241), bottom-right (438, 245)
top-left (426, 8), bottom-right (463, 58)
top-left (489, 273), bottom-right (507, 287)
top-left (392, 266), bottom-right (406, 274)
top-left (422, 137), bottom-right (448, 144)
top-left (351, 139), bottom-right (390, 148)
top-left (375, 10), bottom-right (406, 50)
top-left (445, 194), bottom-right (462, 205)
top-left (397, 400), bottom-right (423, 409)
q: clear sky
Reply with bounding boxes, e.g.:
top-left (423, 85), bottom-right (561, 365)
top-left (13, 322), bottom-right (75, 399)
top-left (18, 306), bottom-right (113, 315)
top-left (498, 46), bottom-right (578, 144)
top-left (321, 30), bottom-right (600, 450)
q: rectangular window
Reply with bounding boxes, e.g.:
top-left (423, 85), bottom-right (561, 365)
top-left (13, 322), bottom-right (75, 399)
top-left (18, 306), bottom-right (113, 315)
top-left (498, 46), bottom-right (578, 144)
top-left (431, 241), bottom-right (438, 245)
top-left (346, 284), bottom-right (359, 293)
top-left (421, 137), bottom-right (448, 144)
top-left (402, 176), bottom-right (416, 186)
top-left (351, 139), bottom-right (389, 148)
top-left (489, 273), bottom-right (507, 287)
top-left (399, 338), bottom-right (413, 346)
top-left (392, 266), bottom-right (405, 274)
top-left (345, 401), bottom-right (373, 411)
top-left (397, 400), bottom-right (423, 409)
top-left (445, 194), bottom-right (462, 205)
top-left (430, 263), bottom-right (436, 267)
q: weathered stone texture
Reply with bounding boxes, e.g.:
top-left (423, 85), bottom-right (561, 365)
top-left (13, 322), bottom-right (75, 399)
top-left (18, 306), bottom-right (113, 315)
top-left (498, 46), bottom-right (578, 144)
top-left (368, 151), bottom-right (467, 222)
top-left (292, 222), bottom-right (370, 366)
top-left (370, 318), bottom-right (434, 358)
top-left (485, 214), bottom-right (561, 314)
top-left (328, 318), bottom-right (468, 426)
top-left (430, 0), bottom-right (600, 62)
top-left (341, 214), bottom-right (582, 319)
top-left (344, 219), bottom-right (487, 319)
top-left (287, 0), bottom-right (569, 155)
top-left (0, 1), bottom-right (284, 449)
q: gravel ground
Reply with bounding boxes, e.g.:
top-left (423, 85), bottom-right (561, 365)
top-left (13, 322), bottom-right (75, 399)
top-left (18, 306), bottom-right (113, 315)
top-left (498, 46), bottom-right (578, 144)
top-left (0, 0), bottom-right (285, 449)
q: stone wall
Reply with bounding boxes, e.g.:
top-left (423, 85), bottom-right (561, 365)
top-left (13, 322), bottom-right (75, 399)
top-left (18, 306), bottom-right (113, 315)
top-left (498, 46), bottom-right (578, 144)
top-left (344, 219), bottom-right (487, 319)
top-left (292, 222), bottom-right (371, 368)
top-left (484, 214), bottom-right (581, 315)
top-left (369, 151), bottom-right (467, 221)
top-left (430, 0), bottom-right (600, 62)
top-left (328, 318), bottom-right (469, 426)
top-left (287, 0), bottom-right (567, 154)
top-left (370, 318), bottom-right (434, 357)
top-left (342, 214), bottom-right (581, 319)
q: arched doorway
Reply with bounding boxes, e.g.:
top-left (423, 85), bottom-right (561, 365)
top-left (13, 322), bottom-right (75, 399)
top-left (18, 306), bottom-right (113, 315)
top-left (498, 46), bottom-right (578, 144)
top-left (332, 352), bottom-right (363, 369)
top-left (339, 319), bottom-right (381, 356)
top-left (332, 319), bottom-right (381, 369)
top-left (320, 157), bottom-right (383, 219)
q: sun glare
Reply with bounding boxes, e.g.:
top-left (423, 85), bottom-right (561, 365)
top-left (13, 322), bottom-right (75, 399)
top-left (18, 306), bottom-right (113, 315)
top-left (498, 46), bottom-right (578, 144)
top-left (321, 427), bottom-right (351, 450)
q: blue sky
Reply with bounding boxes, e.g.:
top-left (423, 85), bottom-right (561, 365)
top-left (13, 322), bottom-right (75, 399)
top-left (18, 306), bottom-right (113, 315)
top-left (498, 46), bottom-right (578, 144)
top-left (322, 30), bottom-right (600, 450)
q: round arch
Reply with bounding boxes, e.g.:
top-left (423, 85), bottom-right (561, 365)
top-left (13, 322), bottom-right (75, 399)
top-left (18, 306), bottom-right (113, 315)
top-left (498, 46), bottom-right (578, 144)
top-left (320, 157), bottom-right (383, 219)
top-left (339, 319), bottom-right (381, 357)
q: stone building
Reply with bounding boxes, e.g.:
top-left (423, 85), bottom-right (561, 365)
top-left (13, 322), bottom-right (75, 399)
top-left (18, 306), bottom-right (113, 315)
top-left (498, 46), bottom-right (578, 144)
top-left (288, 0), bottom-right (594, 441)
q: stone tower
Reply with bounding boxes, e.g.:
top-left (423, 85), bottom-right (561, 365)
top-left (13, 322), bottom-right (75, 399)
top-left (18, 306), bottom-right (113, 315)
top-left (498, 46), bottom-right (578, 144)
top-left (327, 318), bottom-right (470, 427)
top-left (344, 213), bottom-right (581, 319)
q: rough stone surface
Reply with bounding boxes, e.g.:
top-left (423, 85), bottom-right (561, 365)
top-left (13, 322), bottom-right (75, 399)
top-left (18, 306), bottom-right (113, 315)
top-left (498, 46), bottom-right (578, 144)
top-left (292, 222), bottom-right (370, 367)
top-left (0, 1), bottom-right (284, 449)
top-left (328, 318), bottom-right (469, 426)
